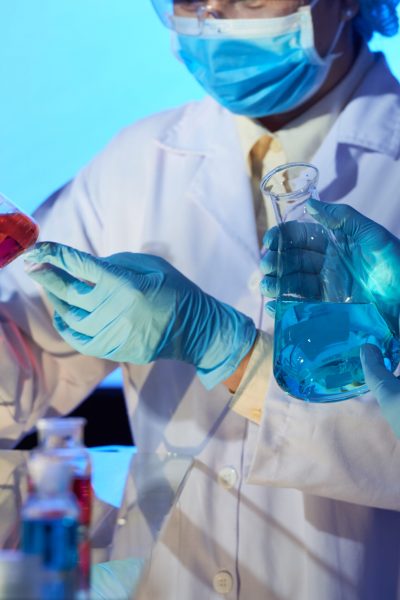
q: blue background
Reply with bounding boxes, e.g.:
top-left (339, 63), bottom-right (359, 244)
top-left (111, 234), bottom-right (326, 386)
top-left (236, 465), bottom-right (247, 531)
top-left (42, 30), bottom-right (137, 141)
top-left (1, 2), bottom-right (399, 386)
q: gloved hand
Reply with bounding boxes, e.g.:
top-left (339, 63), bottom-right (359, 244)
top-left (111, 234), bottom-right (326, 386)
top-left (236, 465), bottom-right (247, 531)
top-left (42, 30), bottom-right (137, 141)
top-left (25, 242), bottom-right (256, 389)
top-left (260, 199), bottom-right (400, 334)
top-left (361, 344), bottom-right (400, 438)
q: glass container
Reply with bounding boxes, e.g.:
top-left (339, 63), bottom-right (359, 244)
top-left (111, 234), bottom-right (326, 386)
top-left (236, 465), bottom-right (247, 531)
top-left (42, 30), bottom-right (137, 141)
top-left (0, 193), bottom-right (39, 268)
top-left (260, 162), bottom-right (400, 402)
top-left (32, 418), bottom-right (92, 592)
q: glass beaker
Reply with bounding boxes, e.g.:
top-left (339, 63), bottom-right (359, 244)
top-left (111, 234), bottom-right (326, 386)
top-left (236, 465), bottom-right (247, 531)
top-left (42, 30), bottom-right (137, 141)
top-left (0, 193), bottom-right (39, 267)
top-left (260, 162), bottom-right (400, 402)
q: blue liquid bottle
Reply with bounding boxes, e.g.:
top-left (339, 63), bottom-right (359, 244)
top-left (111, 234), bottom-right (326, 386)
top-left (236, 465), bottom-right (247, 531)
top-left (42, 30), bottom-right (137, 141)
top-left (21, 455), bottom-right (79, 600)
top-left (260, 162), bottom-right (400, 402)
top-left (34, 418), bottom-right (92, 594)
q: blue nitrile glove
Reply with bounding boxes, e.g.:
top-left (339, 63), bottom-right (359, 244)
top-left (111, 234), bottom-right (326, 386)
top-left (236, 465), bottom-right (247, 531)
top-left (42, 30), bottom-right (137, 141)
top-left (361, 344), bottom-right (400, 438)
top-left (260, 219), bottom-right (329, 314)
top-left (260, 200), bottom-right (400, 333)
top-left (91, 558), bottom-right (145, 600)
top-left (25, 242), bottom-right (256, 389)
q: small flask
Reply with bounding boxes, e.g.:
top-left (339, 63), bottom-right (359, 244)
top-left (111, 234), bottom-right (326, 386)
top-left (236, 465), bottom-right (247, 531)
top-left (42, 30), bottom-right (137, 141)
top-left (32, 418), bottom-right (92, 592)
top-left (0, 192), bottom-right (39, 268)
top-left (21, 455), bottom-right (79, 600)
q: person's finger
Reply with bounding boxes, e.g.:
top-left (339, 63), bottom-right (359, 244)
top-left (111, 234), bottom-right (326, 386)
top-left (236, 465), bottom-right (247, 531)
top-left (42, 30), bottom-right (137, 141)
top-left (260, 276), bottom-right (277, 298)
top-left (47, 292), bottom-right (90, 323)
top-left (279, 221), bottom-right (328, 252)
top-left (26, 262), bottom-right (113, 313)
top-left (262, 227), bottom-right (279, 252)
top-left (264, 300), bottom-right (276, 318)
top-left (53, 312), bottom-right (94, 351)
top-left (260, 272), bottom-right (321, 299)
top-left (306, 199), bottom-right (392, 246)
top-left (261, 248), bottom-right (325, 276)
top-left (260, 250), bottom-right (277, 276)
top-left (47, 284), bottom-right (135, 338)
top-left (104, 252), bottom-right (169, 274)
top-left (25, 242), bottom-right (103, 284)
top-left (306, 199), bottom-right (361, 231)
top-left (360, 343), bottom-right (400, 438)
top-left (279, 249), bottom-right (325, 276)
top-left (360, 344), bottom-right (397, 392)
top-left (58, 314), bottom-right (139, 361)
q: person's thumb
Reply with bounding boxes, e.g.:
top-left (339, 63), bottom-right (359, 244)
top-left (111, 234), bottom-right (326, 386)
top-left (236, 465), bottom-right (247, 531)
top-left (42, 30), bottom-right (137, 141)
top-left (360, 343), bottom-right (400, 438)
top-left (306, 198), bottom-right (366, 235)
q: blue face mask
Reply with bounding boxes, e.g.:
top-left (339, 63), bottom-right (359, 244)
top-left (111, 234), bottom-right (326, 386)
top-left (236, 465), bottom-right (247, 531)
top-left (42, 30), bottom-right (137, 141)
top-left (172, 6), bottom-right (344, 118)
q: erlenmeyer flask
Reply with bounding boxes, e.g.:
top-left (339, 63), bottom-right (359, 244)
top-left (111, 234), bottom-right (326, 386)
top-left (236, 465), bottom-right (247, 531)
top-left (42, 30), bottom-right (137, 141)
top-left (260, 162), bottom-right (400, 402)
top-left (0, 193), bottom-right (39, 267)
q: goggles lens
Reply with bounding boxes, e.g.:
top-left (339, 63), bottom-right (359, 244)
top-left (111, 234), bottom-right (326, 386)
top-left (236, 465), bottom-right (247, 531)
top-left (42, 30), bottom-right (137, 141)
top-left (151, 0), bottom-right (308, 31)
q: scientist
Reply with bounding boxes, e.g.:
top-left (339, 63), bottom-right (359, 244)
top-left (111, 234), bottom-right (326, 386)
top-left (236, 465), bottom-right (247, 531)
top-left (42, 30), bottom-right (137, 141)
top-left (3, 0), bottom-right (400, 599)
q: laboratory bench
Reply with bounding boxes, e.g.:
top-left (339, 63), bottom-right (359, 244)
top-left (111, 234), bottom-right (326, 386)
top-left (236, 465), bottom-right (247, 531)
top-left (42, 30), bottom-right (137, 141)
top-left (0, 448), bottom-right (192, 599)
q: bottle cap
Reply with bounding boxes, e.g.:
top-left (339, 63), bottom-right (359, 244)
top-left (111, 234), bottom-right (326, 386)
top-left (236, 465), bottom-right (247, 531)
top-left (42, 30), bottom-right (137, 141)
top-left (37, 417), bottom-right (86, 435)
top-left (37, 417), bottom-right (87, 448)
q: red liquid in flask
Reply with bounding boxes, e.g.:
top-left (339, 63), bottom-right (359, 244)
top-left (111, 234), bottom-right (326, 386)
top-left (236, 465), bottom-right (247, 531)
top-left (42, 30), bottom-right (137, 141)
top-left (0, 213), bottom-right (39, 268)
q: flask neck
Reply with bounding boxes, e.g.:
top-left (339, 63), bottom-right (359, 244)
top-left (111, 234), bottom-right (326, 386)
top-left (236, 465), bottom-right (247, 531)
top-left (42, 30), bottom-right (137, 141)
top-left (39, 429), bottom-right (84, 450)
top-left (37, 418), bottom-right (87, 450)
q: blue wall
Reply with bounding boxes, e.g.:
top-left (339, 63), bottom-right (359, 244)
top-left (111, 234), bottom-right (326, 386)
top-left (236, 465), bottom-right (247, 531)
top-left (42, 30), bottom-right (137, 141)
top-left (1, 2), bottom-right (399, 386)
top-left (1, 2), bottom-right (399, 211)
top-left (0, 1), bottom-right (204, 209)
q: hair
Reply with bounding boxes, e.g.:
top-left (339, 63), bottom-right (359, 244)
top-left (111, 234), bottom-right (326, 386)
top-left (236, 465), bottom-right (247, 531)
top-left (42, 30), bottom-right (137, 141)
top-left (355, 0), bottom-right (400, 40)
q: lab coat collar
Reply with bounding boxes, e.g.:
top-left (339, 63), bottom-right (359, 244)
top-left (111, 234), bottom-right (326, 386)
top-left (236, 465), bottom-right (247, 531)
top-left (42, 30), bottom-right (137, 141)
top-left (157, 52), bottom-right (400, 162)
top-left (152, 55), bottom-right (400, 263)
top-left (155, 98), bottom-right (260, 264)
top-left (336, 52), bottom-right (400, 160)
top-left (155, 97), bottom-right (224, 156)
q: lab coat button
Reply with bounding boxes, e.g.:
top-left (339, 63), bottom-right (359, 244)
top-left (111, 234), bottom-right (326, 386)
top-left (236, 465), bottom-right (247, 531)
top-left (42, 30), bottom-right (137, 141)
top-left (218, 466), bottom-right (237, 489)
top-left (248, 271), bottom-right (260, 293)
top-left (213, 570), bottom-right (233, 594)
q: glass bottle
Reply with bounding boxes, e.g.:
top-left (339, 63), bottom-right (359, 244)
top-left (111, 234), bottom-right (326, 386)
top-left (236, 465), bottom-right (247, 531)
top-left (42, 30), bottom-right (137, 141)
top-left (0, 192), bottom-right (39, 268)
top-left (21, 455), bottom-right (79, 600)
top-left (33, 418), bottom-right (92, 592)
top-left (260, 162), bottom-right (400, 402)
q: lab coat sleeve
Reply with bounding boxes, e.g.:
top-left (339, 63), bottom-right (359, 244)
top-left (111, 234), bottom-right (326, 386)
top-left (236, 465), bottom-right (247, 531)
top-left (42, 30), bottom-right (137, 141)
top-left (0, 158), bottom-right (119, 447)
top-left (238, 334), bottom-right (400, 510)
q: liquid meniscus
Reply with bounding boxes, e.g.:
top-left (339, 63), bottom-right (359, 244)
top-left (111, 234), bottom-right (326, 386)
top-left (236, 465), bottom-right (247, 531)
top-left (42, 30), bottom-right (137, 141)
top-left (274, 301), bottom-right (400, 402)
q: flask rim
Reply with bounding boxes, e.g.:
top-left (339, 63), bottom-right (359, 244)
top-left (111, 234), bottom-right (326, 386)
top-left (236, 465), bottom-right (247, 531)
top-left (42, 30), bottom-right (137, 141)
top-left (260, 161), bottom-right (319, 201)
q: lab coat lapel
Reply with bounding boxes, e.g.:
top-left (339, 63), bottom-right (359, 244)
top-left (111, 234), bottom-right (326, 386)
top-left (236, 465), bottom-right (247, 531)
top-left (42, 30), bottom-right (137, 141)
top-left (336, 52), bottom-right (400, 159)
top-left (155, 98), bottom-right (260, 267)
top-left (313, 52), bottom-right (400, 198)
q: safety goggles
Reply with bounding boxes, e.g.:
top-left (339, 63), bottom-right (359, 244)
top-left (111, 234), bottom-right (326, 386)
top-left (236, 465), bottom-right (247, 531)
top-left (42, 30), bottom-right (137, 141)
top-left (151, 0), bottom-right (311, 34)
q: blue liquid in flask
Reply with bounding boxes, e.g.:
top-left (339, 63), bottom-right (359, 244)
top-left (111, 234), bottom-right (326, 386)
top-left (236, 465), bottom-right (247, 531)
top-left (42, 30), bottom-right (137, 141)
top-left (274, 301), bottom-right (400, 402)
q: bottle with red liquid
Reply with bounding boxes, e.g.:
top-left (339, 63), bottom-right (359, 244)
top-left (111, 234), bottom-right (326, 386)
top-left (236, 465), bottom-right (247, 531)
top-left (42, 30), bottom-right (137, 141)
top-left (31, 418), bottom-right (92, 596)
top-left (0, 193), bottom-right (39, 268)
top-left (22, 455), bottom-right (80, 600)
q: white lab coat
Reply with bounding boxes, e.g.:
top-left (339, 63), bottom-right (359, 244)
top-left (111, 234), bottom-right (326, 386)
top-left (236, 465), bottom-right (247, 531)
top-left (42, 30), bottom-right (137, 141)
top-left (1, 51), bottom-right (400, 599)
